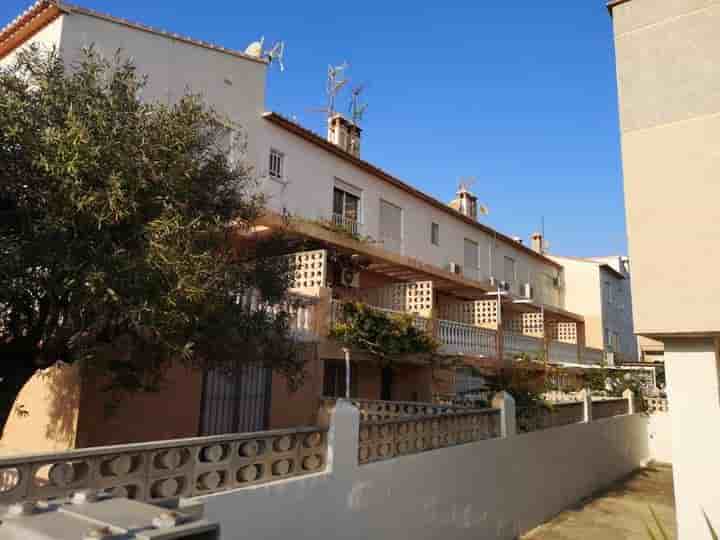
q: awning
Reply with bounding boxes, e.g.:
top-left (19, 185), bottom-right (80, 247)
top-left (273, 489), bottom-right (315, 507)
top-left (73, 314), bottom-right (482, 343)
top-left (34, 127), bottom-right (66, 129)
top-left (255, 211), bottom-right (492, 300)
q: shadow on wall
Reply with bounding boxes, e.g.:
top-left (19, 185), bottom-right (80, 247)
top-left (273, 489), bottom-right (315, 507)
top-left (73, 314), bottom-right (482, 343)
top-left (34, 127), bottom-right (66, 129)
top-left (1, 363), bottom-right (81, 455)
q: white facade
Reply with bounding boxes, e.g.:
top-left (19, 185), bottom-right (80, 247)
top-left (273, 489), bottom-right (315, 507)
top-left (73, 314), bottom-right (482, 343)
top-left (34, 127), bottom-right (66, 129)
top-left (0, 4), bottom-right (566, 311)
top-left (548, 255), bottom-right (639, 361)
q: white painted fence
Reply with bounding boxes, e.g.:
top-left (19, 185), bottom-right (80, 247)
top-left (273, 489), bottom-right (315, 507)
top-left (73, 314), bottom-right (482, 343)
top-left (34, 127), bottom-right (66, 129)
top-left (192, 397), bottom-right (649, 540)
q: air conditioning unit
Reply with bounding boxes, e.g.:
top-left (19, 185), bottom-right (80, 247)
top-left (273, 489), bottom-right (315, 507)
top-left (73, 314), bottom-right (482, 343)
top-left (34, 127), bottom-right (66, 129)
top-left (340, 267), bottom-right (360, 288)
top-left (448, 262), bottom-right (462, 275)
top-left (520, 282), bottom-right (533, 299)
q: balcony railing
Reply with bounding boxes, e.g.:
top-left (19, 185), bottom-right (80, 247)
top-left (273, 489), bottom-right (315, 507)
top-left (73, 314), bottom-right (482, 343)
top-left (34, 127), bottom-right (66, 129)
top-left (331, 213), bottom-right (360, 236)
top-left (583, 347), bottom-right (605, 365)
top-left (503, 331), bottom-right (544, 358)
top-left (548, 341), bottom-right (580, 364)
top-left (437, 319), bottom-right (497, 357)
top-left (331, 299), bottom-right (429, 333)
top-left (240, 290), bottom-right (321, 342)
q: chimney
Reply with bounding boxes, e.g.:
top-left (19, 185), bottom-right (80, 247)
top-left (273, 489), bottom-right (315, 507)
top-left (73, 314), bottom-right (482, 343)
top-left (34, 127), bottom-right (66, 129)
top-left (531, 232), bottom-right (544, 254)
top-left (449, 186), bottom-right (479, 220)
top-left (328, 114), bottom-right (361, 158)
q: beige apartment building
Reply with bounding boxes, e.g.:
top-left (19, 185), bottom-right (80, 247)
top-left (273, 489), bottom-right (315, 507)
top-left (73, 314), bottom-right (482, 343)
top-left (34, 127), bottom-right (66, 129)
top-left (609, 0), bottom-right (720, 537)
top-left (548, 254), bottom-right (639, 364)
top-left (0, 1), bottom-right (626, 456)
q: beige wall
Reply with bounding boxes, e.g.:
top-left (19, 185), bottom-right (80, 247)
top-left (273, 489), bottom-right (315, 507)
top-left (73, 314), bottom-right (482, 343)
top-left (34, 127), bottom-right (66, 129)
top-left (549, 257), bottom-right (603, 349)
top-left (612, 0), bottom-right (720, 336)
top-left (0, 364), bottom-right (81, 456)
top-left (193, 402), bottom-right (649, 540)
top-left (75, 363), bottom-right (203, 447)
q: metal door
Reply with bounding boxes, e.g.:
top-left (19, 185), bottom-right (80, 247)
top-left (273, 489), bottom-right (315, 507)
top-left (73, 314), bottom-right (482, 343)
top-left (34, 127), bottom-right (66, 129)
top-left (199, 361), bottom-right (272, 435)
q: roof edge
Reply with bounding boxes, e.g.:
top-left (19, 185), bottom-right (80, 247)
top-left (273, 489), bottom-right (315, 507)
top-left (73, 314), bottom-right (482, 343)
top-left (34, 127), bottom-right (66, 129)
top-left (263, 111), bottom-right (564, 271)
top-left (1, 0), bottom-right (268, 65)
top-left (606, 0), bottom-right (633, 14)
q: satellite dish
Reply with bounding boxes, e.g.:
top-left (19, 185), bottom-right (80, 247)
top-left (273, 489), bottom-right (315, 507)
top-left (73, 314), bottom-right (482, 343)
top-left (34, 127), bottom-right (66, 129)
top-left (244, 36), bottom-right (286, 71)
top-left (245, 36), bottom-right (264, 57)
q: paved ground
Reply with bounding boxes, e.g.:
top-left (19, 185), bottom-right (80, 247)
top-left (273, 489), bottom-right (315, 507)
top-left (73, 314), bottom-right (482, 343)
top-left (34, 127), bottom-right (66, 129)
top-left (523, 464), bottom-right (676, 540)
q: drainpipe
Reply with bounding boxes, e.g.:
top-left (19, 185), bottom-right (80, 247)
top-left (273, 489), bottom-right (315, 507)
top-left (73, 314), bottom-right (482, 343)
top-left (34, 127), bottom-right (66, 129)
top-left (343, 347), bottom-right (351, 399)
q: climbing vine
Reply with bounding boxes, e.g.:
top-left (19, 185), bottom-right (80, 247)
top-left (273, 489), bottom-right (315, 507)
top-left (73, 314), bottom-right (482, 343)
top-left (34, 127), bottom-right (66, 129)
top-left (329, 301), bottom-right (439, 365)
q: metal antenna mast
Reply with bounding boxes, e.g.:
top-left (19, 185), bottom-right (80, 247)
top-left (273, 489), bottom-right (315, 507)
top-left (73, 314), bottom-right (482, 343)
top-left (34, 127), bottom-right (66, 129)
top-left (326, 62), bottom-right (349, 117)
top-left (348, 84), bottom-right (368, 126)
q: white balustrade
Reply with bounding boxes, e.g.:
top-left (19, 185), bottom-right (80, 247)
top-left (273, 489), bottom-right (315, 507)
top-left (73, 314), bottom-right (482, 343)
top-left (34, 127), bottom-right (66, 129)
top-left (331, 213), bottom-right (361, 235)
top-left (548, 341), bottom-right (580, 364)
top-left (503, 331), bottom-right (544, 357)
top-left (437, 319), bottom-right (498, 357)
top-left (582, 347), bottom-right (605, 365)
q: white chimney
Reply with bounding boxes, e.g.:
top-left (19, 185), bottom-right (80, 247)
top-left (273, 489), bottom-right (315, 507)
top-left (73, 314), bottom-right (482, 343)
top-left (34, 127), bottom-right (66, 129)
top-left (328, 114), bottom-right (361, 158)
top-left (449, 186), bottom-right (479, 220)
top-left (531, 232), bottom-right (545, 254)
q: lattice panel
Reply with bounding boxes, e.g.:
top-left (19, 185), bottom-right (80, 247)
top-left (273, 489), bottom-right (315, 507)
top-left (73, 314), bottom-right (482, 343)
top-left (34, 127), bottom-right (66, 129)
top-left (405, 281), bottom-right (433, 316)
top-left (288, 250), bottom-right (327, 293)
top-left (550, 322), bottom-right (577, 344)
top-left (437, 300), bottom-right (498, 328)
top-left (359, 281), bottom-right (434, 317)
top-left (522, 313), bottom-right (544, 336)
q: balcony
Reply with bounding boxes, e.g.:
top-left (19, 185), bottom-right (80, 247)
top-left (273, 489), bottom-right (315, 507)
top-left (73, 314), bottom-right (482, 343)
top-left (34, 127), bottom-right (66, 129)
top-left (331, 213), bottom-right (361, 236)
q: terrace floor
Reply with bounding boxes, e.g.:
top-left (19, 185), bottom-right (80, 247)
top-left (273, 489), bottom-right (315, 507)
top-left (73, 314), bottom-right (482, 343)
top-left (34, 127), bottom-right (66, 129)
top-left (523, 464), bottom-right (676, 540)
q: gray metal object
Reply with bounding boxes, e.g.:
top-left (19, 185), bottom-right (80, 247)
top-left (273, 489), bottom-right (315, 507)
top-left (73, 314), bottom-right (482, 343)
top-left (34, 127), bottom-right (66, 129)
top-left (0, 496), bottom-right (219, 540)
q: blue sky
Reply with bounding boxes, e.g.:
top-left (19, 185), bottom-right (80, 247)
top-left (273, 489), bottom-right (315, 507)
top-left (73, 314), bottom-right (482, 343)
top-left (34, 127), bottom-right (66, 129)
top-left (2, 1), bottom-right (625, 257)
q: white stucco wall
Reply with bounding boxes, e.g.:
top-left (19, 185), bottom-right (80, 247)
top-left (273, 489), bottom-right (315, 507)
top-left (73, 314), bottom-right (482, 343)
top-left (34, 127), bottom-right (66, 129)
top-left (647, 412), bottom-right (672, 464)
top-left (192, 402), bottom-right (649, 540)
top-left (0, 16), bottom-right (64, 69)
top-left (2, 7), bottom-right (566, 311)
top-left (261, 121), bottom-right (565, 308)
top-left (664, 338), bottom-right (720, 540)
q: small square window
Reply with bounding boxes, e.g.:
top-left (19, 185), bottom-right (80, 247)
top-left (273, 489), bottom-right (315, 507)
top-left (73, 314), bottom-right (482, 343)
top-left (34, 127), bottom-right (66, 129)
top-left (431, 222), bottom-right (440, 246)
top-left (269, 149), bottom-right (284, 179)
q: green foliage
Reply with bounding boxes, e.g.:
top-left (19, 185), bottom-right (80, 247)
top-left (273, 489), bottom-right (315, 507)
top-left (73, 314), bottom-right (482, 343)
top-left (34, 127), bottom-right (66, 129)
top-left (0, 46), bottom-right (303, 425)
top-left (329, 301), bottom-right (439, 364)
top-left (294, 216), bottom-right (375, 244)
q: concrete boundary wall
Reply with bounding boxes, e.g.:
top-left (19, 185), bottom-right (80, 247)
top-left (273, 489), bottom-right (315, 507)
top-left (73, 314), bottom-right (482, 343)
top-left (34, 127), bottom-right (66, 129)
top-left (191, 401), bottom-right (650, 540)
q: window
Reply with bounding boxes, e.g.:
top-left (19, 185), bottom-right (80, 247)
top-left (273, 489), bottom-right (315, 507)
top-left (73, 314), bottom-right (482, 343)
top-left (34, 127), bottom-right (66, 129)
top-left (333, 186), bottom-right (360, 223)
top-left (268, 149), bottom-right (284, 179)
top-left (379, 200), bottom-right (403, 253)
top-left (464, 239), bottom-right (479, 280)
top-left (431, 222), bottom-right (440, 246)
top-left (604, 281), bottom-right (613, 305)
top-left (504, 256), bottom-right (516, 284)
top-left (323, 360), bottom-right (358, 398)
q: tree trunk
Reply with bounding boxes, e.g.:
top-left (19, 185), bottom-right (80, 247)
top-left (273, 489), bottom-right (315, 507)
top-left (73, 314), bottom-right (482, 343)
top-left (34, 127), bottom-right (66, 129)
top-left (0, 365), bottom-right (38, 439)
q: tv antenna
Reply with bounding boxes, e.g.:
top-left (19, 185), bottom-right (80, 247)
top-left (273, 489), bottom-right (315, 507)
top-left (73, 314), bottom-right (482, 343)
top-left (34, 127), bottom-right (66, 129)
top-left (245, 36), bottom-right (286, 72)
top-left (348, 84), bottom-right (368, 126)
top-left (457, 176), bottom-right (490, 216)
top-left (308, 62), bottom-right (350, 119)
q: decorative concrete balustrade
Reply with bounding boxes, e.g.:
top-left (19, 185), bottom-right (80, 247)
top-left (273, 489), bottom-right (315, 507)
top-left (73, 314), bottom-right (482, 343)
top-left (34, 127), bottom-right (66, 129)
top-left (0, 427), bottom-right (327, 506)
top-left (516, 402), bottom-right (585, 433)
top-left (321, 397), bottom-right (473, 424)
top-left (592, 397), bottom-right (631, 419)
top-left (503, 331), bottom-right (544, 358)
top-left (645, 397), bottom-right (669, 414)
top-left (437, 319), bottom-right (498, 357)
top-left (357, 408), bottom-right (502, 465)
